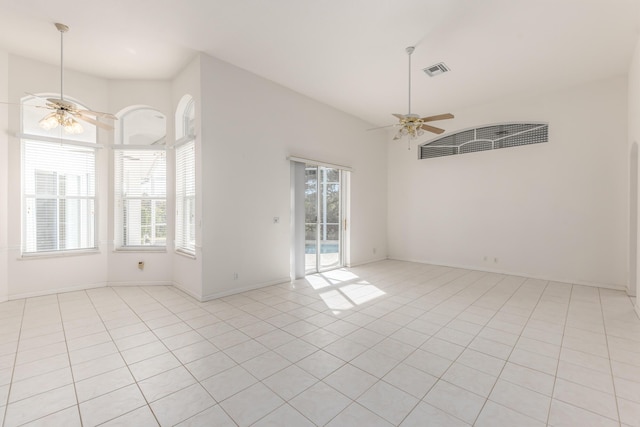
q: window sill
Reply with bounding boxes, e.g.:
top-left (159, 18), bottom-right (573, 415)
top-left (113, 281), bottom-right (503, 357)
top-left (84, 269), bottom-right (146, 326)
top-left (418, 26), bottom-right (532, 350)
top-left (20, 249), bottom-right (100, 260)
top-left (175, 249), bottom-right (196, 260)
top-left (113, 247), bottom-right (167, 254)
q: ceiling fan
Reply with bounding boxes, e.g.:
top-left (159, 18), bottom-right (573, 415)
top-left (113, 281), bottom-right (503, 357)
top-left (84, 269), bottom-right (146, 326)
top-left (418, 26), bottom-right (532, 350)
top-left (3, 23), bottom-right (117, 134)
top-left (370, 46), bottom-right (454, 148)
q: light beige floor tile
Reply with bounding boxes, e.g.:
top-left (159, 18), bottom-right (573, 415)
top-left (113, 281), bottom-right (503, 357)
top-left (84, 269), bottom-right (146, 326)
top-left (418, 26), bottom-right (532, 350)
top-left (223, 339), bottom-right (268, 364)
top-left (201, 365), bottom-right (257, 402)
top-left (423, 380), bottom-right (485, 424)
top-left (324, 364), bottom-right (377, 399)
top-left (12, 353), bottom-right (69, 382)
top-left (220, 382), bottom-right (285, 427)
top-left (553, 378), bottom-right (618, 420)
top-left (251, 403), bottom-right (313, 426)
top-left (172, 340), bottom-right (218, 364)
top-left (10, 365), bottom-right (71, 403)
top-left (69, 341), bottom-right (118, 365)
top-left (475, 401), bottom-right (545, 427)
top-left (262, 364), bottom-right (317, 400)
top-left (457, 348), bottom-right (505, 377)
top-left (100, 406), bottom-right (159, 427)
top-left (326, 402), bottom-right (393, 427)
top-left (289, 381), bottom-right (350, 426)
top-left (557, 360), bottom-right (615, 394)
top-left (79, 384), bottom-right (146, 427)
top-left (548, 399), bottom-right (619, 427)
top-left (490, 379), bottom-right (550, 422)
top-left (499, 362), bottom-right (555, 396)
top-left (400, 401), bottom-right (470, 427)
top-left (72, 353), bottom-right (126, 382)
top-left (296, 349), bottom-right (345, 379)
top-left (20, 406), bottom-right (81, 427)
top-left (357, 380), bottom-right (418, 425)
top-left (5, 384), bottom-right (77, 427)
top-left (150, 383), bottom-right (215, 426)
top-left (350, 348), bottom-right (399, 378)
top-left (187, 352), bottom-right (241, 383)
top-left (138, 366), bottom-right (197, 402)
top-left (404, 348), bottom-right (452, 377)
top-left (442, 363), bottom-right (497, 397)
top-left (120, 340), bottom-right (168, 365)
top-left (382, 362), bottom-right (437, 399)
top-left (175, 404), bottom-right (236, 426)
top-left (130, 352), bottom-right (182, 381)
top-left (274, 339), bottom-right (318, 363)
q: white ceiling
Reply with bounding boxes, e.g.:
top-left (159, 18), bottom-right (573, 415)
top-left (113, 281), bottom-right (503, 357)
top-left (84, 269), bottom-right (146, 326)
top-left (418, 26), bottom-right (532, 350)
top-left (0, 0), bottom-right (638, 127)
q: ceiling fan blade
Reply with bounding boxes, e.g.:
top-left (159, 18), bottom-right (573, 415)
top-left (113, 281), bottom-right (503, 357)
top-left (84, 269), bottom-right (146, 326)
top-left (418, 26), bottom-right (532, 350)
top-left (421, 113), bottom-right (454, 122)
top-left (421, 124), bottom-right (445, 134)
top-left (392, 113), bottom-right (406, 120)
top-left (366, 123), bottom-right (397, 131)
top-left (75, 109), bottom-right (118, 120)
top-left (75, 114), bottom-right (114, 130)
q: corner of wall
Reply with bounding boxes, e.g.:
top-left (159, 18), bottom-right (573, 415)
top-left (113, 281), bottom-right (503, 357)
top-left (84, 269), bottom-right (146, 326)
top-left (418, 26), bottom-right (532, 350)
top-left (0, 49), bottom-right (9, 302)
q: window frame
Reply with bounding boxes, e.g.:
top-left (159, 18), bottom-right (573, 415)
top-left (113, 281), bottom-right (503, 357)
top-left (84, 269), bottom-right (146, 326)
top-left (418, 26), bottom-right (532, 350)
top-left (174, 96), bottom-right (196, 257)
top-left (113, 106), bottom-right (167, 251)
top-left (20, 94), bottom-right (100, 257)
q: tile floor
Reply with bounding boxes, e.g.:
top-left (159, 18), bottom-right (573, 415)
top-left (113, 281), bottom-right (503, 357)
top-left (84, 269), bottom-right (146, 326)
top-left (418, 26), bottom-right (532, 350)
top-left (0, 260), bottom-right (638, 426)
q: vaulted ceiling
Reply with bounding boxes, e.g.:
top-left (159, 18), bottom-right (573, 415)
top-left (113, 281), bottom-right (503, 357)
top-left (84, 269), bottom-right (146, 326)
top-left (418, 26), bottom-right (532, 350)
top-left (0, 0), bottom-right (637, 126)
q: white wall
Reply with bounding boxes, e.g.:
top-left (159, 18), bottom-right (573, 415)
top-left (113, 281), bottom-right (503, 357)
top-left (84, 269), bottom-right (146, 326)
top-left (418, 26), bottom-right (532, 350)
top-left (171, 56), bottom-right (203, 299)
top-left (6, 55), bottom-right (110, 298)
top-left (0, 50), bottom-right (8, 301)
top-left (199, 53), bottom-right (387, 300)
top-left (388, 76), bottom-right (628, 289)
top-left (629, 36), bottom-right (640, 299)
top-left (107, 80), bottom-right (174, 286)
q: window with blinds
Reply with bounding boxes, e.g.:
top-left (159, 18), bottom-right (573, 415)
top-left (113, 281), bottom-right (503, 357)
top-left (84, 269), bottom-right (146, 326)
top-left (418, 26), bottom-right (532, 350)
top-left (21, 95), bottom-right (97, 255)
top-left (114, 107), bottom-right (167, 249)
top-left (175, 95), bottom-right (196, 256)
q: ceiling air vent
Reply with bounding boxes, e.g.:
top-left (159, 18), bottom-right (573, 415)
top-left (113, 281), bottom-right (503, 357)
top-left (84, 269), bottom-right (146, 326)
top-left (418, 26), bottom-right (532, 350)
top-left (423, 62), bottom-right (450, 77)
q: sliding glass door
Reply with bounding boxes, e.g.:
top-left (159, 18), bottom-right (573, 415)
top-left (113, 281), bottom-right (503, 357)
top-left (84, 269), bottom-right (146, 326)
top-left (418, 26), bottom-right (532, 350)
top-left (305, 166), bottom-right (342, 273)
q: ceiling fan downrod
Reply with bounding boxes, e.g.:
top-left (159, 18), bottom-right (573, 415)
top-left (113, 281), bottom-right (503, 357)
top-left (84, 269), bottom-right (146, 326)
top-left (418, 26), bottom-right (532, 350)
top-left (55, 23), bottom-right (69, 102)
top-left (406, 46), bottom-right (414, 116)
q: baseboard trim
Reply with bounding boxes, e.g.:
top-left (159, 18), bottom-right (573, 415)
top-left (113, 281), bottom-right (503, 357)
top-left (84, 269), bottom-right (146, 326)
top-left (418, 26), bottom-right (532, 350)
top-left (387, 257), bottom-right (626, 291)
top-left (201, 276), bottom-right (291, 302)
top-left (172, 281), bottom-right (204, 302)
top-left (9, 282), bottom-right (107, 300)
top-left (108, 281), bottom-right (172, 287)
top-left (347, 256), bottom-right (389, 268)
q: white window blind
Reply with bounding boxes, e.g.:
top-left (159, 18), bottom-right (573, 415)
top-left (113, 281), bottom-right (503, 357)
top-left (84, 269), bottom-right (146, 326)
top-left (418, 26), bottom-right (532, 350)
top-left (22, 139), bottom-right (96, 253)
top-left (175, 140), bottom-right (195, 255)
top-left (114, 149), bottom-right (167, 248)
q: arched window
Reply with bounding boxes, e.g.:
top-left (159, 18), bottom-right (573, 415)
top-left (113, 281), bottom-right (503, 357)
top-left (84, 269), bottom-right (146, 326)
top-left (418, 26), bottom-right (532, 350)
top-left (21, 94), bottom-right (98, 254)
top-left (114, 107), bottom-right (167, 249)
top-left (175, 95), bottom-right (196, 255)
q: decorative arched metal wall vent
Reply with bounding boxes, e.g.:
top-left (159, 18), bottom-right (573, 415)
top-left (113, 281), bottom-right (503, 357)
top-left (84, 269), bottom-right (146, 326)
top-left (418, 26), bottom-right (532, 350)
top-left (418, 122), bottom-right (548, 160)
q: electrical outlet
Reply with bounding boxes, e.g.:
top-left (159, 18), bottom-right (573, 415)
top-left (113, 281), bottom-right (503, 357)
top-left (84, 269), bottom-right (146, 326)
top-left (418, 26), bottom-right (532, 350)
top-left (373, 247), bottom-right (377, 254)
top-left (233, 272), bottom-right (238, 280)
top-left (483, 256), bottom-right (487, 261)
top-left (494, 257), bottom-right (498, 263)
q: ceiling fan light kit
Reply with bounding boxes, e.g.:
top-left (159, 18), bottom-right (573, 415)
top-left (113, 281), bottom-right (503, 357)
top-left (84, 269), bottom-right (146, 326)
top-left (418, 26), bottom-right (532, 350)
top-left (370, 46), bottom-right (454, 149)
top-left (33, 23), bottom-right (116, 135)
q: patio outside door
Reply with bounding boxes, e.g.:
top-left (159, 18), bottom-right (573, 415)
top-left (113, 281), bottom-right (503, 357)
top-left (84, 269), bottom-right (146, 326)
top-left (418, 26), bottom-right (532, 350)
top-left (305, 166), bottom-right (342, 273)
